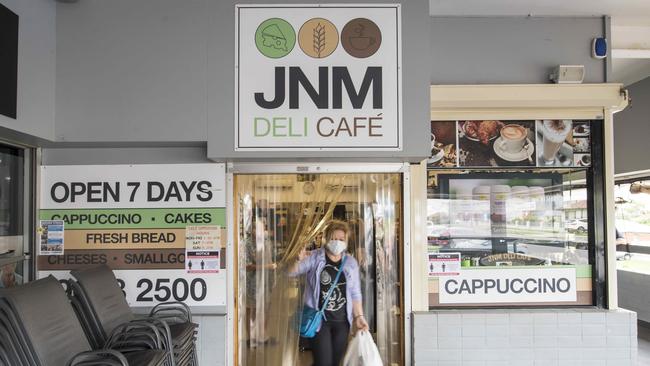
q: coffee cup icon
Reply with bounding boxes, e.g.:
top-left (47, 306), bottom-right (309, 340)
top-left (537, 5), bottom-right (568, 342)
top-left (350, 35), bottom-right (375, 50)
top-left (349, 24), bottom-right (375, 50)
top-left (342, 18), bottom-right (381, 58)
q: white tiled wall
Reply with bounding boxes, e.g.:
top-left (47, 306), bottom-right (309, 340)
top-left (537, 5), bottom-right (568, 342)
top-left (194, 315), bottom-right (226, 366)
top-left (412, 309), bottom-right (637, 366)
top-left (618, 270), bottom-right (650, 323)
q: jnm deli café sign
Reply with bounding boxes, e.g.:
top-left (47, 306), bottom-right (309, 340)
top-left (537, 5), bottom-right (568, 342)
top-left (235, 4), bottom-right (402, 151)
top-left (439, 268), bottom-right (577, 304)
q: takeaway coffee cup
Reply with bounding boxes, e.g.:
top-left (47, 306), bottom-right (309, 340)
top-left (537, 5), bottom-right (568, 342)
top-left (498, 124), bottom-right (528, 154)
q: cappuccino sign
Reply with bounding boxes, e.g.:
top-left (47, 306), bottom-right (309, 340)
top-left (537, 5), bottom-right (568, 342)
top-left (438, 268), bottom-right (577, 304)
top-left (235, 4), bottom-right (402, 151)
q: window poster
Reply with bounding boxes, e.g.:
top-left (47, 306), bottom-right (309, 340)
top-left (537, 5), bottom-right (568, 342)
top-left (39, 220), bottom-right (65, 255)
top-left (429, 120), bottom-right (593, 169)
top-left (37, 164), bottom-right (227, 310)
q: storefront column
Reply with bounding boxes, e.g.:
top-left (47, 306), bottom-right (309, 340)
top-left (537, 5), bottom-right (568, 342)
top-left (410, 161), bottom-right (429, 311)
top-left (604, 108), bottom-right (619, 309)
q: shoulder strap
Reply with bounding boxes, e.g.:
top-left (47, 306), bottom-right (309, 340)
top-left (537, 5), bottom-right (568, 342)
top-left (319, 256), bottom-right (348, 313)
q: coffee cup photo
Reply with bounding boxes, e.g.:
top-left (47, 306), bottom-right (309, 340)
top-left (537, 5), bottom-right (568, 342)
top-left (498, 124), bottom-right (528, 154)
top-left (574, 153), bottom-right (591, 167)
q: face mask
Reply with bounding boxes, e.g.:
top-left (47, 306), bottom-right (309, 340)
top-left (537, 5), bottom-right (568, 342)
top-left (326, 240), bottom-right (347, 255)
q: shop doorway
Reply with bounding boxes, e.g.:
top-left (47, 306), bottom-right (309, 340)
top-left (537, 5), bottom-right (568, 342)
top-left (233, 171), bottom-right (403, 366)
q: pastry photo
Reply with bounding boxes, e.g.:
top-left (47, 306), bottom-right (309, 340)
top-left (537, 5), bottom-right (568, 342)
top-left (458, 120), bottom-right (536, 167)
top-left (429, 121), bottom-right (458, 168)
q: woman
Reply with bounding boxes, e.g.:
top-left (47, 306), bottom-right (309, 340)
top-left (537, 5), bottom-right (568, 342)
top-left (292, 220), bottom-right (369, 366)
top-left (0, 263), bottom-right (16, 288)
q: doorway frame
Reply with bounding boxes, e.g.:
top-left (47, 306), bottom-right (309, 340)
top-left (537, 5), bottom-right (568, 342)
top-left (225, 162), bottom-right (412, 366)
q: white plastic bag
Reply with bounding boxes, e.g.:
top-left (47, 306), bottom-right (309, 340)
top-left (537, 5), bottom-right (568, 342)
top-left (342, 331), bottom-right (383, 366)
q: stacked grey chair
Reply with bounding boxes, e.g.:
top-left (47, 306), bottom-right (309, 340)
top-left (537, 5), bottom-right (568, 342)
top-left (64, 265), bottom-right (198, 366)
top-left (0, 275), bottom-right (169, 366)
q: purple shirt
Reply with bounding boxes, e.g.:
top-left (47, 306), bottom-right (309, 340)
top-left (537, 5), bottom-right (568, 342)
top-left (291, 248), bottom-right (362, 329)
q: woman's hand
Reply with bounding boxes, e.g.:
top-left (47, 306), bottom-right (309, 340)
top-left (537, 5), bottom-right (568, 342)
top-left (354, 315), bottom-right (369, 334)
top-left (298, 248), bottom-right (308, 261)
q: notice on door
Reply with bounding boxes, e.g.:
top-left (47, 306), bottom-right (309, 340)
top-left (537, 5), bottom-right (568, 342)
top-left (185, 225), bottom-right (221, 273)
top-left (186, 251), bottom-right (220, 274)
top-left (428, 252), bottom-right (460, 276)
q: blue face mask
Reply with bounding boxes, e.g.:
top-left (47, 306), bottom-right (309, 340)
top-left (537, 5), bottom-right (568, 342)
top-left (326, 240), bottom-right (347, 255)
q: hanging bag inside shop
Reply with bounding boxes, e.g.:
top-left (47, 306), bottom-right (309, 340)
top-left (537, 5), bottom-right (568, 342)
top-left (300, 256), bottom-right (347, 338)
top-left (342, 330), bottom-right (383, 366)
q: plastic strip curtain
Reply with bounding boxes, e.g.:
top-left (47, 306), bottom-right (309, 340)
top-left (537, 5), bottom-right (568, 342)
top-left (235, 173), bottom-right (402, 366)
top-left (236, 174), bottom-right (345, 366)
top-left (282, 177), bottom-right (346, 263)
top-left (371, 173), bottom-right (402, 365)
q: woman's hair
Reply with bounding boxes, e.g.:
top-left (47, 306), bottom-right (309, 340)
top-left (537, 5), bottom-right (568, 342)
top-left (325, 220), bottom-right (350, 240)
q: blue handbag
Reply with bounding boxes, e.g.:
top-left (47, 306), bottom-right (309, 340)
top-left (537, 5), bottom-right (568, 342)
top-left (300, 256), bottom-right (347, 338)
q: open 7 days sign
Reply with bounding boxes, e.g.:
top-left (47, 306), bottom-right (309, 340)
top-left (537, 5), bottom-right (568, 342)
top-left (236, 4), bottom-right (402, 151)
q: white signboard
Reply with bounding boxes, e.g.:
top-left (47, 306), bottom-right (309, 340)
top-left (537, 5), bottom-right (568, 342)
top-left (236, 4), bottom-right (402, 151)
top-left (41, 270), bottom-right (225, 308)
top-left (41, 164), bottom-right (225, 209)
top-left (38, 164), bottom-right (227, 309)
top-left (439, 268), bottom-right (577, 304)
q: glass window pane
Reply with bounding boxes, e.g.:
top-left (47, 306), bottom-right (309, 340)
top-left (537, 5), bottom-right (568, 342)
top-left (426, 169), bottom-right (594, 307)
top-left (0, 144), bottom-right (24, 289)
top-left (615, 180), bottom-right (650, 274)
top-left (0, 145), bottom-right (23, 236)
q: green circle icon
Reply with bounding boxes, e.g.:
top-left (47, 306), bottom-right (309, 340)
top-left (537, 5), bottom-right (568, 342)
top-left (255, 18), bottom-right (296, 58)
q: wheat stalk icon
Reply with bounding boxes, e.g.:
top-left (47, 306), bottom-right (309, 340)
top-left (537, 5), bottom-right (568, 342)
top-left (313, 23), bottom-right (326, 57)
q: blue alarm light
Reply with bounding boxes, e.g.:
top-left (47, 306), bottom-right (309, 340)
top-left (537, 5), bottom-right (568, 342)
top-left (592, 37), bottom-right (607, 59)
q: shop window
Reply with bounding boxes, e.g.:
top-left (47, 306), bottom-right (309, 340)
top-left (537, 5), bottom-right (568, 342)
top-left (426, 120), bottom-right (603, 308)
top-left (0, 144), bottom-right (25, 288)
top-left (615, 179), bottom-right (650, 274)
